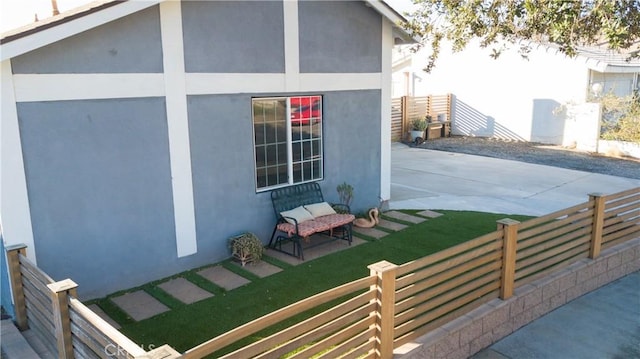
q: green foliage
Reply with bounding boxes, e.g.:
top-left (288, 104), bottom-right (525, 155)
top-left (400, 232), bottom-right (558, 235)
top-left (336, 182), bottom-right (354, 206)
top-left (404, 0), bottom-right (640, 72)
top-left (411, 118), bottom-right (428, 131)
top-left (228, 232), bottom-right (263, 266)
top-left (599, 93), bottom-right (640, 142)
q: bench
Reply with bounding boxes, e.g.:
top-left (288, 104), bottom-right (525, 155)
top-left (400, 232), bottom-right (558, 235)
top-left (268, 182), bottom-right (355, 260)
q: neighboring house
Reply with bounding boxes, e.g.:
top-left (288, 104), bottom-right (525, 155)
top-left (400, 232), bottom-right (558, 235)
top-left (392, 39), bottom-right (640, 145)
top-left (1, 0), bottom-right (412, 298)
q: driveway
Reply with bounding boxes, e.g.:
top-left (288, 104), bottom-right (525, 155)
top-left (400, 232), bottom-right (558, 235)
top-left (389, 143), bottom-right (640, 216)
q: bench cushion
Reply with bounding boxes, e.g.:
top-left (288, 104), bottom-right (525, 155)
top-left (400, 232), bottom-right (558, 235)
top-left (304, 202), bottom-right (337, 218)
top-left (277, 213), bottom-right (355, 238)
top-left (280, 206), bottom-right (315, 225)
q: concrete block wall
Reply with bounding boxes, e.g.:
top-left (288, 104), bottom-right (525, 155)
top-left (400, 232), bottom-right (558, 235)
top-left (395, 237), bottom-right (640, 359)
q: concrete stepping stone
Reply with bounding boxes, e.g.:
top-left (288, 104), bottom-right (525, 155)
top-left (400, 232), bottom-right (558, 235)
top-left (111, 290), bottom-right (169, 321)
top-left (197, 266), bottom-right (250, 291)
top-left (384, 210), bottom-right (426, 224)
top-left (417, 210), bottom-right (444, 218)
top-left (157, 277), bottom-right (213, 304)
top-left (233, 260), bottom-right (282, 278)
top-left (88, 304), bottom-right (121, 329)
top-left (265, 236), bottom-right (367, 266)
top-left (377, 218), bottom-right (408, 231)
top-left (353, 226), bottom-right (389, 239)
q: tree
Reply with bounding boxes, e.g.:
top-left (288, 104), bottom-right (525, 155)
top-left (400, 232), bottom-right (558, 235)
top-left (404, 0), bottom-right (640, 72)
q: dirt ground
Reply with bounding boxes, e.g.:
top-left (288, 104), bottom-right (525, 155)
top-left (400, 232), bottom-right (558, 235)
top-left (412, 136), bottom-right (640, 180)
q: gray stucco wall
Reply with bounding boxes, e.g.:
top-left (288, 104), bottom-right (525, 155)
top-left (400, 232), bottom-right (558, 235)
top-left (11, 6), bottom-right (163, 74)
top-left (17, 98), bottom-right (179, 297)
top-left (187, 89), bottom-right (382, 263)
top-left (298, 1), bottom-right (382, 73)
top-left (322, 90), bottom-right (382, 211)
top-left (187, 94), bottom-right (274, 261)
top-left (181, 1), bottom-right (285, 73)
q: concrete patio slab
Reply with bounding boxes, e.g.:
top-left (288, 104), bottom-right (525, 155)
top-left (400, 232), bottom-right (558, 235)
top-left (377, 218), bottom-right (409, 231)
top-left (197, 266), bottom-right (251, 291)
top-left (88, 304), bottom-right (121, 329)
top-left (383, 210), bottom-right (427, 224)
top-left (353, 226), bottom-right (390, 239)
top-left (265, 235), bottom-right (367, 265)
top-left (233, 260), bottom-right (282, 278)
top-left (416, 210), bottom-right (444, 218)
top-left (157, 277), bottom-right (213, 304)
top-left (110, 290), bottom-right (169, 321)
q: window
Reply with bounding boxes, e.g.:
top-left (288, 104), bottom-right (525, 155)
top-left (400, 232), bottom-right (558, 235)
top-left (253, 95), bottom-right (323, 191)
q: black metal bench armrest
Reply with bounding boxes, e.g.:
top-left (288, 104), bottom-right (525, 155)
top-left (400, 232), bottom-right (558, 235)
top-left (279, 216), bottom-right (301, 233)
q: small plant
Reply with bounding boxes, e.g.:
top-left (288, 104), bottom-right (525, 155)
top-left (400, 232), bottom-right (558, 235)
top-left (425, 114), bottom-right (433, 123)
top-left (411, 118), bottom-right (427, 131)
top-left (599, 93), bottom-right (640, 142)
top-left (336, 182), bottom-right (354, 207)
top-left (228, 232), bottom-right (263, 266)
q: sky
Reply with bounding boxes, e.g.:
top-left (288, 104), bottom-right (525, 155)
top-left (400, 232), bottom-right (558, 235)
top-left (0, 0), bottom-right (415, 33)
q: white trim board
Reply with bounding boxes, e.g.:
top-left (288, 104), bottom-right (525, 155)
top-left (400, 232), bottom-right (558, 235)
top-left (12, 73), bottom-right (165, 102)
top-left (160, 1), bottom-right (197, 258)
top-left (380, 18), bottom-right (392, 202)
top-left (283, 0), bottom-right (300, 91)
top-left (0, 60), bottom-right (37, 261)
top-left (12, 72), bottom-right (384, 102)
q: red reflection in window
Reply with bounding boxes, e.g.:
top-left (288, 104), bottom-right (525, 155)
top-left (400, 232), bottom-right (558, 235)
top-left (290, 96), bottom-right (321, 125)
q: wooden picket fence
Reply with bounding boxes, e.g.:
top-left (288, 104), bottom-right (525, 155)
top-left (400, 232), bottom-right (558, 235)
top-left (4, 187), bottom-right (639, 358)
top-left (390, 94), bottom-right (452, 141)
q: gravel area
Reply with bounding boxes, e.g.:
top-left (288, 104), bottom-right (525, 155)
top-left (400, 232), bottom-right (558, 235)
top-left (412, 136), bottom-right (640, 180)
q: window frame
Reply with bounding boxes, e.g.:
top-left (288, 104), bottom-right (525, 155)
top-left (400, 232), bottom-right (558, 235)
top-left (252, 95), bottom-right (324, 192)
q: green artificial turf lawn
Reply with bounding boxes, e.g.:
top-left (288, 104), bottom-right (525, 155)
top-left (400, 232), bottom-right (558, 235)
top-left (93, 210), bottom-right (531, 355)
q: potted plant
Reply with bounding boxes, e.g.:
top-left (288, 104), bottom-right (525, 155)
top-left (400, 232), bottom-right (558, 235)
top-left (228, 232), bottom-right (263, 266)
top-left (335, 182), bottom-right (353, 214)
top-left (410, 118), bottom-right (427, 141)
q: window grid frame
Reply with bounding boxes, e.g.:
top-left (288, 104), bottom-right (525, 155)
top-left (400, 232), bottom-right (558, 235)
top-left (252, 95), bottom-right (324, 192)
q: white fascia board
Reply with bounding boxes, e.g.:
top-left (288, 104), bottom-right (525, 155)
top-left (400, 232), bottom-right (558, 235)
top-left (585, 61), bottom-right (640, 73)
top-left (365, 0), bottom-right (405, 26)
top-left (1, 1), bottom-right (161, 61)
top-left (365, 0), bottom-right (417, 43)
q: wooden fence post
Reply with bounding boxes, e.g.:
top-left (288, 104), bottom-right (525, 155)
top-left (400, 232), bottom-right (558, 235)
top-left (401, 96), bottom-right (408, 137)
top-left (497, 219), bottom-right (520, 300)
top-left (48, 279), bottom-right (78, 359)
top-left (5, 244), bottom-right (28, 330)
top-left (589, 193), bottom-right (605, 259)
top-left (145, 344), bottom-right (182, 359)
top-left (446, 93), bottom-right (452, 122)
top-left (368, 260), bottom-right (398, 359)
